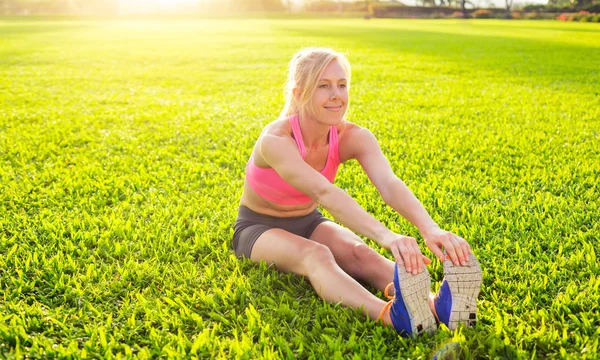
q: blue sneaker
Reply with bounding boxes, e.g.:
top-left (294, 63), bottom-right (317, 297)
top-left (378, 263), bottom-right (437, 337)
top-left (433, 252), bottom-right (482, 330)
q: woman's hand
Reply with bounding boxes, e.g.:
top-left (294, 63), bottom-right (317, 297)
top-left (422, 227), bottom-right (471, 266)
top-left (383, 233), bottom-right (432, 275)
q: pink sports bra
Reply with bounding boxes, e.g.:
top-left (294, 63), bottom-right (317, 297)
top-left (245, 114), bottom-right (341, 205)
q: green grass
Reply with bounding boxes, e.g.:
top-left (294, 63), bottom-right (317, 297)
top-left (1, 18), bottom-right (599, 358)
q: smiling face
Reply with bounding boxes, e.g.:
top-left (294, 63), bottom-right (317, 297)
top-left (307, 59), bottom-right (349, 125)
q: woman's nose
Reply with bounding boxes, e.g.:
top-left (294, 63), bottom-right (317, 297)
top-left (331, 88), bottom-right (340, 99)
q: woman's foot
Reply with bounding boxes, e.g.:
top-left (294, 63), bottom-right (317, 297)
top-left (378, 263), bottom-right (437, 337)
top-left (431, 252), bottom-right (482, 330)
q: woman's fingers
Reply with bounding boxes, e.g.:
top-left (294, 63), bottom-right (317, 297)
top-left (406, 237), bottom-right (423, 274)
top-left (425, 231), bottom-right (473, 266)
top-left (443, 237), bottom-right (461, 266)
top-left (391, 245), bottom-right (402, 265)
top-left (398, 243), bottom-right (413, 273)
top-left (408, 244), bottom-right (419, 275)
top-left (458, 236), bottom-right (471, 260)
top-left (390, 236), bottom-right (434, 274)
top-left (391, 240), bottom-right (409, 268)
top-left (412, 243), bottom-right (424, 273)
top-left (421, 254), bottom-right (432, 265)
top-left (402, 237), bottom-right (423, 275)
top-left (450, 236), bottom-right (467, 265)
top-left (427, 241), bottom-right (445, 262)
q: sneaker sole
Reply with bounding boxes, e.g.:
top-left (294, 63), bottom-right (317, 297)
top-left (397, 265), bottom-right (437, 336)
top-left (443, 252), bottom-right (482, 330)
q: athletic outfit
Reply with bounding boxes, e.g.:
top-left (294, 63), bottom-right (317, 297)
top-left (232, 114), bottom-right (341, 258)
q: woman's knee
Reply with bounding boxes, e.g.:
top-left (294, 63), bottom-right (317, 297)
top-left (300, 243), bottom-right (337, 275)
top-left (346, 243), bottom-right (383, 278)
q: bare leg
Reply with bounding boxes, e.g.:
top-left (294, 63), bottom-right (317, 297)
top-left (310, 222), bottom-right (437, 309)
top-left (309, 222), bottom-right (399, 292)
top-left (250, 228), bottom-right (392, 324)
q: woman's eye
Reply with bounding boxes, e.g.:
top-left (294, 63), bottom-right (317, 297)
top-left (319, 84), bottom-right (328, 88)
top-left (340, 84), bottom-right (347, 88)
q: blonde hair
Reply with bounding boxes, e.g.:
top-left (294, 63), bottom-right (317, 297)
top-left (279, 47), bottom-right (351, 120)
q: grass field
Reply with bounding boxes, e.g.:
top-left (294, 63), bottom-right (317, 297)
top-left (1, 17), bottom-right (599, 358)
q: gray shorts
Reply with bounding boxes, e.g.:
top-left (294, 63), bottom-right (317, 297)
top-left (232, 206), bottom-right (332, 259)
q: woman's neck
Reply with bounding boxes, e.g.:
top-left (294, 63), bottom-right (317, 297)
top-left (297, 113), bottom-right (330, 149)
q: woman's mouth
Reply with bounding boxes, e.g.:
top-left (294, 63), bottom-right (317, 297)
top-left (324, 106), bottom-right (342, 112)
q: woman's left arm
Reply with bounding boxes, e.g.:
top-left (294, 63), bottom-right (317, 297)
top-left (347, 127), bottom-right (471, 266)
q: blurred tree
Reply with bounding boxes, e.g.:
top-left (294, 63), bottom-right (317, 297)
top-left (505, 0), bottom-right (513, 18)
top-left (547, 0), bottom-right (595, 8)
top-left (430, 0), bottom-right (460, 7)
top-left (546, 0), bottom-right (575, 6)
top-left (460, 0), bottom-right (474, 17)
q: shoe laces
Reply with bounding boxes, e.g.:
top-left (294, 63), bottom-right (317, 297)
top-left (377, 283), bottom-right (395, 324)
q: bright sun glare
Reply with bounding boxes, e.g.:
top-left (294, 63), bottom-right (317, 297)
top-left (116, 0), bottom-right (313, 15)
top-left (118, 0), bottom-right (206, 14)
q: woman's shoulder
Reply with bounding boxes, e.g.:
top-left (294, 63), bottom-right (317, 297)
top-left (253, 116), bottom-right (296, 156)
top-left (261, 116), bottom-right (293, 138)
top-left (337, 120), bottom-right (368, 139)
top-left (250, 117), bottom-right (295, 167)
top-left (337, 121), bottom-right (379, 162)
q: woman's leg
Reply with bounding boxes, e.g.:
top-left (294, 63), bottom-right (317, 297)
top-left (308, 221), bottom-right (397, 293)
top-left (250, 228), bottom-right (392, 324)
top-left (309, 222), bottom-right (439, 316)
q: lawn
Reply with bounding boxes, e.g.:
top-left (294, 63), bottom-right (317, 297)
top-left (1, 17), bottom-right (599, 358)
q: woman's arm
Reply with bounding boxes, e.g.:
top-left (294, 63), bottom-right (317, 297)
top-left (260, 133), bottom-right (429, 273)
top-left (348, 128), bottom-right (471, 266)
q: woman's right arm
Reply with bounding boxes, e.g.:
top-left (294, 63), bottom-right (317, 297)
top-left (260, 133), bottom-right (429, 273)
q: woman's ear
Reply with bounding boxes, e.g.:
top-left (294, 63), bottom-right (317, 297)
top-left (292, 88), bottom-right (301, 102)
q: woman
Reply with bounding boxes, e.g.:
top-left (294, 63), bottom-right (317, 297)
top-left (232, 47), bottom-right (482, 336)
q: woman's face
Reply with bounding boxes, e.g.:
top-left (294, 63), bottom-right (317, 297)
top-left (309, 59), bottom-right (349, 125)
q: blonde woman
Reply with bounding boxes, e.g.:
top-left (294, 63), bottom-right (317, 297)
top-left (232, 47), bottom-right (482, 336)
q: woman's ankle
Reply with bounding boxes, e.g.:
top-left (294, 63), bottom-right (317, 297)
top-left (428, 292), bottom-right (438, 321)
